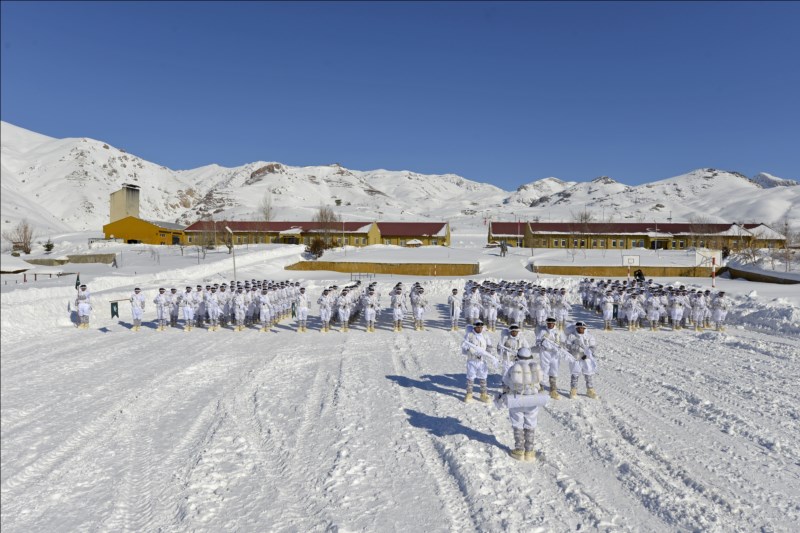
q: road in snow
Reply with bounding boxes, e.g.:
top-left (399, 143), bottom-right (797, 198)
top-left (2, 282), bottom-right (799, 532)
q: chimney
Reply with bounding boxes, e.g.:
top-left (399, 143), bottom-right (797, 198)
top-left (109, 183), bottom-right (140, 223)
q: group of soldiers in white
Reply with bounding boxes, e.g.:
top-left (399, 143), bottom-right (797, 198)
top-left (460, 314), bottom-right (599, 461)
top-left (452, 280), bottom-right (573, 332)
top-left (76, 275), bottom-right (733, 464)
top-left (128, 280), bottom-right (309, 332)
top-left (579, 278), bottom-right (730, 332)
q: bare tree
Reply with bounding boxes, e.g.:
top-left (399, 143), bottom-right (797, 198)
top-left (737, 226), bottom-right (763, 264)
top-left (260, 191), bottom-right (274, 221)
top-left (2, 219), bottom-right (36, 254)
top-left (688, 215), bottom-right (719, 249)
top-left (312, 205), bottom-right (341, 247)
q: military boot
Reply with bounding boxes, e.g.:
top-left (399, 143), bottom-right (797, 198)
top-left (524, 429), bottom-right (536, 461)
top-left (510, 428), bottom-right (525, 460)
top-left (549, 377), bottom-right (560, 400)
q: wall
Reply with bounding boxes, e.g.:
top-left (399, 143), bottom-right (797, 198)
top-left (109, 187), bottom-right (140, 223)
top-left (725, 266), bottom-right (799, 285)
top-left (530, 265), bottom-right (713, 278)
top-left (26, 254), bottom-right (118, 266)
top-left (286, 261), bottom-right (479, 276)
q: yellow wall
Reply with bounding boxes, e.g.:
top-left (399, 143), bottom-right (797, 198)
top-left (522, 232), bottom-right (783, 251)
top-left (103, 216), bottom-right (184, 245)
top-left (286, 261), bottom-right (478, 276)
top-left (532, 265), bottom-right (713, 277)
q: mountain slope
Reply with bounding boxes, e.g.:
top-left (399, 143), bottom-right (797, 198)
top-left (1, 122), bottom-right (797, 236)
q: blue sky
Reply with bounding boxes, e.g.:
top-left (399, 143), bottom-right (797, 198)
top-left (2, 1), bottom-right (798, 189)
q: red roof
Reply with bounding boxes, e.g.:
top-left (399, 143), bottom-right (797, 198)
top-left (376, 222), bottom-right (448, 237)
top-left (527, 222), bottom-right (737, 234)
top-left (184, 220), bottom-right (373, 233)
top-left (489, 222), bottom-right (526, 235)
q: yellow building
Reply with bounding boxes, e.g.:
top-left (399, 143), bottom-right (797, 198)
top-left (182, 220), bottom-right (381, 247)
top-left (488, 221), bottom-right (786, 251)
top-left (102, 216), bottom-right (186, 245)
top-left (376, 222), bottom-right (450, 246)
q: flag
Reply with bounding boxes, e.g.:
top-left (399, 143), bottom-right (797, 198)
top-left (111, 302), bottom-right (119, 319)
top-left (75, 273), bottom-right (80, 290)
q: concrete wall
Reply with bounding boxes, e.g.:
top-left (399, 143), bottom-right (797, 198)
top-left (286, 261), bottom-right (479, 276)
top-left (530, 265), bottom-right (713, 278)
top-left (109, 186), bottom-right (140, 223)
top-left (725, 266), bottom-right (800, 285)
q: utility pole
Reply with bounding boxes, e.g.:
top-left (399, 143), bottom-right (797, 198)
top-left (225, 226), bottom-right (237, 282)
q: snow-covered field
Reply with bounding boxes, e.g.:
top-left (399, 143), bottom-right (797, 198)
top-left (2, 238), bottom-right (799, 532)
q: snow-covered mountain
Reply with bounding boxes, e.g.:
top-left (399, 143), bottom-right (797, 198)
top-left (1, 121), bottom-right (797, 236)
top-left (749, 172), bottom-right (798, 188)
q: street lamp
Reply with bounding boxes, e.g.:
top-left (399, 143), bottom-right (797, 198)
top-left (225, 226), bottom-right (237, 282)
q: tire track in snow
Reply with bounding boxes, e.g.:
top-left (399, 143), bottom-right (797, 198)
top-left (390, 332), bottom-right (478, 533)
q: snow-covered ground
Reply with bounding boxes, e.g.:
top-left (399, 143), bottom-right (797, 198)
top-left (2, 236), bottom-right (799, 532)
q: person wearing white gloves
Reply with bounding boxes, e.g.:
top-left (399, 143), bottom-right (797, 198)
top-left (390, 287), bottom-right (408, 332)
top-left (496, 324), bottom-right (530, 374)
top-left (130, 287), bottom-right (146, 331)
top-left (75, 283), bottom-right (92, 329)
top-left (535, 317), bottom-right (567, 400)
top-left (362, 288), bottom-right (380, 332)
top-left (231, 287), bottom-right (248, 331)
top-left (179, 286), bottom-right (195, 331)
top-left (448, 288), bottom-right (462, 331)
top-left (565, 321), bottom-right (598, 399)
top-left (496, 346), bottom-right (547, 461)
top-left (461, 320), bottom-right (495, 403)
top-left (153, 287), bottom-right (170, 331)
top-left (414, 287), bottom-right (429, 331)
top-left (295, 286), bottom-right (310, 332)
top-left (711, 291), bottom-right (730, 331)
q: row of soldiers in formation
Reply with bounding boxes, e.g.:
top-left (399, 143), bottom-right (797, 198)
top-left (72, 277), bottom-right (731, 334)
top-left (128, 280), bottom-right (309, 331)
top-left (578, 278), bottom-right (731, 331)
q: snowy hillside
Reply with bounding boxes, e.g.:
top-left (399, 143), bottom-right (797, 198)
top-left (1, 122), bottom-right (798, 239)
top-left (749, 172), bottom-right (798, 188)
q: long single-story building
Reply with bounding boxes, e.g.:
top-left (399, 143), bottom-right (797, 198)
top-left (182, 220), bottom-right (380, 247)
top-left (376, 222), bottom-right (450, 246)
top-left (489, 221), bottom-right (786, 250)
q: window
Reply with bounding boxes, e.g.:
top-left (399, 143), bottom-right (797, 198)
top-left (679, 240), bottom-right (685, 249)
top-left (237, 236), bottom-right (242, 243)
top-left (362, 237), bottom-right (367, 245)
top-left (160, 233), bottom-right (166, 237)
top-left (561, 239), bottom-right (566, 247)
top-left (384, 239), bottom-right (391, 245)
top-left (599, 239), bottom-right (605, 248)
top-left (573, 239), bottom-right (578, 247)
top-left (611, 239), bottom-right (617, 248)
top-left (343, 237), bottom-right (349, 245)
top-left (432, 239), bottom-right (437, 246)
top-left (671, 240), bottom-right (676, 248)
top-left (552, 239), bottom-right (558, 247)
top-left (188, 236), bottom-right (193, 243)
top-left (400, 240), bottom-right (407, 246)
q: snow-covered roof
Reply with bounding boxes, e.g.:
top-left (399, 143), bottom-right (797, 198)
top-left (0, 254), bottom-right (33, 273)
top-left (743, 224), bottom-right (786, 241)
top-left (146, 220), bottom-right (185, 231)
top-left (185, 221), bottom-right (374, 234)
